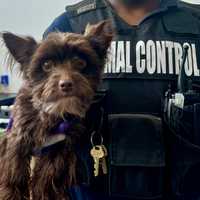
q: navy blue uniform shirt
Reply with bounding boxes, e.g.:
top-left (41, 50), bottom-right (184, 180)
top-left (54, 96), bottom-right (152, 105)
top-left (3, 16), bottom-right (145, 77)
top-left (43, 1), bottom-right (200, 200)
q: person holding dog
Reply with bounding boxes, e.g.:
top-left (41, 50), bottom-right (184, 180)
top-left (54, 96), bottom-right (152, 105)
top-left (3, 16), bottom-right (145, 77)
top-left (44, 0), bottom-right (200, 200)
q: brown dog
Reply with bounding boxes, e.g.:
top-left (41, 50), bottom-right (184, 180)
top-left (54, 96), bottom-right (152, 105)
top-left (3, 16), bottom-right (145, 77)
top-left (0, 21), bottom-right (113, 200)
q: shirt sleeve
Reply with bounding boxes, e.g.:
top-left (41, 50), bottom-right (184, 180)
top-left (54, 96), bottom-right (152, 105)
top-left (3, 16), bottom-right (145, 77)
top-left (43, 12), bottom-right (73, 39)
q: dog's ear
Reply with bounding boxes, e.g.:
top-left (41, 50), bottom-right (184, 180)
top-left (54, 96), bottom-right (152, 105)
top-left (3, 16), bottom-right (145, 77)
top-left (84, 20), bottom-right (114, 58)
top-left (1, 32), bottom-right (37, 69)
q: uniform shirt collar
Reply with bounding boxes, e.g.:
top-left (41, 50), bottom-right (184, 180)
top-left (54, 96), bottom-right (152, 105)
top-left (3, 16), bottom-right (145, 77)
top-left (136, 0), bottom-right (178, 26)
top-left (160, 0), bottom-right (178, 9)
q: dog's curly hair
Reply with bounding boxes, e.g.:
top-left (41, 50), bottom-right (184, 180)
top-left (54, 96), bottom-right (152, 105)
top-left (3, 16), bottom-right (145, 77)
top-left (0, 21), bottom-right (113, 200)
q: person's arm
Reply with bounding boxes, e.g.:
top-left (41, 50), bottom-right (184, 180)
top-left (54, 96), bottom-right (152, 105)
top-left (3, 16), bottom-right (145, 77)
top-left (43, 12), bottom-right (73, 39)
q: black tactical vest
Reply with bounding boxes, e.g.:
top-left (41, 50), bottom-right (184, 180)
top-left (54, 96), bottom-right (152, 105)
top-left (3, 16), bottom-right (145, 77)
top-left (66, 0), bottom-right (200, 115)
top-left (65, 1), bottom-right (200, 199)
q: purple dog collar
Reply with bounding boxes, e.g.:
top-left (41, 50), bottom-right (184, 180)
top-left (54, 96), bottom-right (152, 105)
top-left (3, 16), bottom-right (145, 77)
top-left (33, 120), bottom-right (74, 156)
top-left (6, 117), bottom-right (79, 156)
top-left (51, 120), bottom-right (72, 134)
top-left (6, 118), bottom-right (72, 134)
top-left (6, 117), bottom-right (13, 133)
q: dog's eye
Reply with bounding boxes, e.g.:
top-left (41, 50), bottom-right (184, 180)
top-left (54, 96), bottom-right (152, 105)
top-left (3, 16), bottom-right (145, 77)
top-left (42, 61), bottom-right (53, 72)
top-left (71, 57), bottom-right (86, 70)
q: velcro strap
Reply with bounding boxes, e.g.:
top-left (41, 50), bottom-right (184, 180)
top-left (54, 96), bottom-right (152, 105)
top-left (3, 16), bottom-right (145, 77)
top-left (32, 134), bottom-right (66, 156)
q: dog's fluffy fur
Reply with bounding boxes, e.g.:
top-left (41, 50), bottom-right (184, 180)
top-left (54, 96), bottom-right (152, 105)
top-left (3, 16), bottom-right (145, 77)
top-left (0, 21), bottom-right (113, 200)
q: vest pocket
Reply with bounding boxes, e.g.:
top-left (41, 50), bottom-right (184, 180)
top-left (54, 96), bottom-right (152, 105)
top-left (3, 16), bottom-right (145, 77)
top-left (167, 131), bottom-right (200, 200)
top-left (108, 114), bottom-right (165, 199)
top-left (167, 103), bottom-right (200, 199)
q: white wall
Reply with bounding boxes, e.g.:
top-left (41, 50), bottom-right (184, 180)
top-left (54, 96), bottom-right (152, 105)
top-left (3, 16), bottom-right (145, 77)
top-left (185, 0), bottom-right (200, 3)
top-left (0, 0), bottom-right (199, 93)
top-left (0, 0), bottom-right (80, 93)
top-left (0, 0), bottom-right (80, 39)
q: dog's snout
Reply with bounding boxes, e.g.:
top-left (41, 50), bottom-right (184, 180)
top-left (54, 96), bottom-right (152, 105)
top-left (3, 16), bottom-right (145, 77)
top-left (59, 80), bottom-right (73, 92)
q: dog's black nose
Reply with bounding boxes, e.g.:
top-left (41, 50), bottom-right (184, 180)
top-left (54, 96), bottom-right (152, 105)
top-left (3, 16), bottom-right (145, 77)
top-left (59, 80), bottom-right (73, 92)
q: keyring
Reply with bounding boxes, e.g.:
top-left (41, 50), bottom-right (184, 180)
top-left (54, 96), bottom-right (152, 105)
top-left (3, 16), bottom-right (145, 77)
top-left (90, 131), bottom-right (103, 147)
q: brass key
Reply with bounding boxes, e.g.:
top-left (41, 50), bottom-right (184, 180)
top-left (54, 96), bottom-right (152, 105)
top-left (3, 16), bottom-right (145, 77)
top-left (90, 145), bottom-right (105, 177)
top-left (101, 145), bottom-right (108, 157)
top-left (101, 157), bottom-right (108, 175)
top-left (100, 145), bottom-right (108, 175)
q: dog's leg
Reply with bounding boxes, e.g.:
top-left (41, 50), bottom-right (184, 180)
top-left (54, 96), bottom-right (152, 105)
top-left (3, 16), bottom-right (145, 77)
top-left (0, 134), bottom-right (31, 200)
top-left (31, 146), bottom-right (77, 200)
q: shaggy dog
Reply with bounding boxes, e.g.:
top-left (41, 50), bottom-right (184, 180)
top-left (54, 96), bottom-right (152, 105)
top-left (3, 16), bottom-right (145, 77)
top-left (0, 21), bottom-right (113, 200)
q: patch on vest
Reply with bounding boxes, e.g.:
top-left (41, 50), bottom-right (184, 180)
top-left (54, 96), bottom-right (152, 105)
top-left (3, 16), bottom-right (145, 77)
top-left (77, 3), bottom-right (96, 14)
top-left (104, 40), bottom-right (200, 78)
